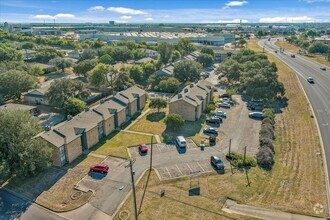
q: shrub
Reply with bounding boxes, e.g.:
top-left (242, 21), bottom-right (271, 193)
top-left (262, 108), bottom-right (275, 122)
top-left (262, 118), bottom-right (274, 128)
top-left (256, 147), bottom-right (274, 170)
top-left (205, 103), bottom-right (216, 114)
top-left (259, 137), bottom-right (275, 153)
top-left (259, 125), bottom-right (275, 140)
top-left (226, 152), bottom-right (257, 168)
top-left (165, 114), bottom-right (185, 130)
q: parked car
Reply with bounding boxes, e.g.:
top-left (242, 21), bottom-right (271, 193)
top-left (176, 136), bottom-right (187, 148)
top-left (138, 143), bottom-right (148, 153)
top-left (291, 54), bottom-right (295, 58)
top-left (248, 112), bottom-right (263, 119)
top-left (220, 98), bottom-right (233, 105)
top-left (320, 67), bottom-right (326, 71)
top-left (307, 77), bottom-right (314, 84)
top-left (90, 163), bottom-right (109, 173)
top-left (218, 102), bottom-right (231, 109)
top-left (210, 155), bottom-right (225, 170)
top-left (203, 127), bottom-right (218, 136)
top-left (206, 117), bottom-right (222, 125)
top-left (214, 110), bottom-right (227, 118)
top-left (219, 93), bottom-right (230, 98)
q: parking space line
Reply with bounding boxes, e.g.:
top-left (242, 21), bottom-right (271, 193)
top-left (197, 161), bottom-right (205, 172)
top-left (175, 165), bottom-right (183, 176)
top-left (165, 167), bottom-right (172, 178)
top-left (186, 163), bottom-right (193, 172)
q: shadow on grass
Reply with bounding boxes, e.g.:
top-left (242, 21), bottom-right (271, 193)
top-left (162, 115), bottom-right (206, 142)
top-left (146, 112), bottom-right (166, 122)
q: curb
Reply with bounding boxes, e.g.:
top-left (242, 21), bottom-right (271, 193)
top-left (261, 39), bottom-right (330, 215)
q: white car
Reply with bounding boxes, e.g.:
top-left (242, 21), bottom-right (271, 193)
top-left (219, 102), bottom-right (231, 109)
top-left (307, 77), bottom-right (314, 84)
top-left (214, 110), bottom-right (227, 118)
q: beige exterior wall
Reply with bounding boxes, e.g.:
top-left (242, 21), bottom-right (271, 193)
top-left (129, 99), bottom-right (138, 116)
top-left (196, 103), bottom-right (202, 120)
top-left (65, 138), bottom-right (82, 163)
top-left (86, 126), bottom-right (99, 148)
top-left (117, 108), bottom-right (126, 127)
top-left (169, 100), bottom-right (198, 121)
top-left (104, 116), bottom-right (115, 135)
top-left (48, 143), bottom-right (61, 167)
top-left (139, 94), bottom-right (147, 110)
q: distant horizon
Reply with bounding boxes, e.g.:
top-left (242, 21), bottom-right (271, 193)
top-left (1, 0), bottom-right (330, 24)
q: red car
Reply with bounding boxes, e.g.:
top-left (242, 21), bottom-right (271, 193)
top-left (90, 163), bottom-right (109, 173)
top-left (138, 143), bottom-right (148, 153)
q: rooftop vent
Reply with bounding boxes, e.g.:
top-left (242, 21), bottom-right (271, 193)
top-left (178, 94), bottom-right (182, 99)
top-left (85, 106), bottom-right (90, 112)
top-left (190, 84), bottom-right (194, 88)
top-left (44, 125), bottom-right (51, 131)
top-left (184, 88), bottom-right (189, 93)
top-left (67, 115), bottom-right (73, 121)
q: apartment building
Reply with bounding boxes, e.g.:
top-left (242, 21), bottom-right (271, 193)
top-left (39, 86), bottom-right (147, 166)
top-left (169, 80), bottom-right (214, 121)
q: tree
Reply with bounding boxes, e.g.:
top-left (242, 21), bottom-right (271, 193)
top-left (50, 57), bottom-right (73, 72)
top-left (308, 41), bottom-right (328, 54)
top-left (158, 42), bottom-right (173, 65)
top-left (73, 59), bottom-right (98, 77)
top-left (149, 98), bottom-right (167, 113)
top-left (129, 65), bottom-right (144, 83)
top-left (0, 110), bottom-right (52, 176)
top-left (45, 78), bottom-right (88, 108)
top-left (0, 70), bottom-right (36, 100)
top-left (133, 49), bottom-right (146, 60)
top-left (143, 62), bottom-right (156, 79)
top-left (99, 54), bottom-right (114, 64)
top-left (63, 97), bottom-right (86, 116)
top-left (174, 60), bottom-right (202, 82)
top-left (114, 68), bottom-right (135, 90)
top-left (110, 47), bottom-right (133, 62)
top-left (158, 78), bottom-right (180, 93)
top-left (172, 50), bottom-right (181, 61)
top-left (197, 53), bottom-right (214, 67)
top-left (256, 147), bottom-right (274, 170)
top-left (33, 46), bottom-right (63, 63)
top-left (238, 38), bottom-right (247, 47)
top-left (205, 103), bottom-right (216, 114)
top-left (165, 114), bottom-right (185, 130)
top-left (175, 38), bottom-right (195, 56)
top-left (80, 49), bottom-right (97, 61)
top-left (21, 42), bottom-right (36, 57)
top-left (201, 47), bottom-right (214, 57)
top-left (88, 63), bottom-right (112, 87)
top-left (0, 44), bottom-right (23, 61)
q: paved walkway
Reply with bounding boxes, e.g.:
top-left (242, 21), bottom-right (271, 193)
top-left (222, 199), bottom-right (324, 220)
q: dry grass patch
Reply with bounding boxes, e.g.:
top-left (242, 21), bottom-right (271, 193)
top-left (115, 170), bottom-right (250, 220)
top-left (276, 41), bottom-right (330, 68)
top-left (95, 131), bottom-right (152, 158)
top-left (36, 155), bottom-right (102, 212)
top-left (243, 39), bottom-right (328, 216)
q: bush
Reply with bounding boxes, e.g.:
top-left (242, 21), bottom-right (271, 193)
top-left (165, 114), bottom-right (185, 130)
top-left (259, 137), bottom-right (275, 153)
top-left (259, 124), bottom-right (275, 140)
top-left (0, 160), bottom-right (10, 181)
top-left (226, 152), bottom-right (257, 168)
top-left (262, 118), bottom-right (274, 128)
top-left (205, 103), bottom-right (216, 114)
top-left (256, 147), bottom-right (274, 170)
top-left (262, 108), bottom-right (275, 122)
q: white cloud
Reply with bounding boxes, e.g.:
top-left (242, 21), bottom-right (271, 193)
top-left (145, 17), bottom-right (154, 21)
top-left (224, 1), bottom-right (248, 9)
top-left (88, 6), bottom-right (105, 12)
top-left (302, 0), bottom-right (330, 2)
top-left (259, 16), bottom-right (316, 23)
top-left (120, 16), bottom-right (132, 20)
top-left (54, 13), bottom-right (75, 19)
top-left (32, 14), bottom-right (54, 19)
top-left (107, 7), bottom-right (147, 15)
top-left (218, 19), bottom-right (248, 23)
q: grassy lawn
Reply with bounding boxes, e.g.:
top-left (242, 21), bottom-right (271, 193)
top-left (244, 39), bottom-right (328, 216)
top-left (7, 155), bottom-right (103, 212)
top-left (94, 131), bottom-right (152, 158)
top-left (276, 41), bottom-right (330, 68)
top-left (128, 107), bottom-right (168, 136)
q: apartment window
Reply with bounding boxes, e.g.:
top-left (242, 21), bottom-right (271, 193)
top-left (59, 145), bottom-right (66, 166)
top-left (98, 122), bottom-right (103, 139)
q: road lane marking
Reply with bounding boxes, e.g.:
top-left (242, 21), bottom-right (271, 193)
top-left (176, 165), bottom-right (184, 175)
top-left (197, 161), bottom-right (205, 172)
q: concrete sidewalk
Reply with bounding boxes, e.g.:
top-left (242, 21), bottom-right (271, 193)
top-left (222, 199), bottom-right (325, 220)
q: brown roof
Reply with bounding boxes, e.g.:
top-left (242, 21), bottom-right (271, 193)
top-left (93, 99), bottom-right (126, 119)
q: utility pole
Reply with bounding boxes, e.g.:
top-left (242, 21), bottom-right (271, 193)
top-left (150, 135), bottom-right (154, 170)
top-left (229, 139), bottom-right (233, 175)
top-left (126, 159), bottom-right (138, 220)
top-left (228, 139), bottom-right (232, 157)
top-left (243, 146), bottom-right (250, 186)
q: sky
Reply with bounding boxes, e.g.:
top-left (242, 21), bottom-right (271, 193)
top-left (0, 0), bottom-right (330, 23)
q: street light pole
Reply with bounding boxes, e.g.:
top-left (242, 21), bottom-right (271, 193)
top-left (127, 159), bottom-right (138, 220)
top-left (150, 135), bottom-right (154, 170)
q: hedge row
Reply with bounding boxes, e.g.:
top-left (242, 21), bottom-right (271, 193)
top-left (226, 152), bottom-right (257, 168)
top-left (257, 109), bottom-right (276, 170)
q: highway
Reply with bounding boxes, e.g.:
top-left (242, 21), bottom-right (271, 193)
top-left (259, 38), bottom-right (330, 206)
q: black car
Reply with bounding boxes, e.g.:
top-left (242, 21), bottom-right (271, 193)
top-left (291, 54), bottom-right (295, 58)
top-left (211, 155), bottom-right (225, 170)
top-left (203, 127), bottom-right (218, 136)
top-left (206, 117), bottom-right (222, 125)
